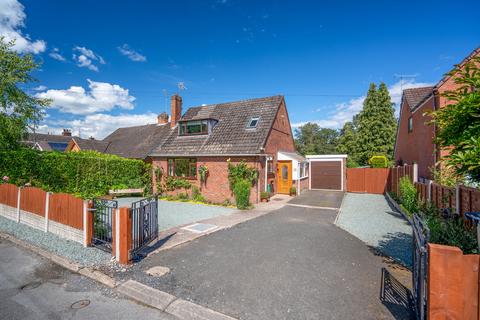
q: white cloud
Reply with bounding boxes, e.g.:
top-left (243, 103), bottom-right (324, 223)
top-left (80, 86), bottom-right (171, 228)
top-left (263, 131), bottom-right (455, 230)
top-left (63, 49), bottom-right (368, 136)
top-left (37, 112), bottom-right (157, 139)
top-left (0, 0), bottom-right (46, 53)
top-left (292, 79), bottom-right (434, 129)
top-left (72, 46), bottom-right (105, 71)
top-left (33, 85), bottom-right (47, 91)
top-left (118, 44), bottom-right (146, 62)
top-left (35, 79), bottom-right (135, 115)
top-left (49, 48), bottom-right (66, 61)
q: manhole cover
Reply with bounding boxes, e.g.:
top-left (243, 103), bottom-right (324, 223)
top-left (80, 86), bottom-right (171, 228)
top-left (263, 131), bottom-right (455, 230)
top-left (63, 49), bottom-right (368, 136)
top-left (181, 223), bottom-right (218, 234)
top-left (20, 281), bottom-right (41, 290)
top-left (71, 299), bottom-right (90, 309)
top-left (273, 198), bottom-right (283, 201)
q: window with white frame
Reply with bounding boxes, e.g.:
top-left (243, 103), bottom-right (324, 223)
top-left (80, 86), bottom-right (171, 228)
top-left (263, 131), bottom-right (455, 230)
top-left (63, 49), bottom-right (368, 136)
top-left (299, 162), bottom-right (309, 179)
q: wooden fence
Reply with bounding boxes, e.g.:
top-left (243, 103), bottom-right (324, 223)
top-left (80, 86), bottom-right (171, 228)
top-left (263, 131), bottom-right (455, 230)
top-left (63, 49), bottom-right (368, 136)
top-left (346, 164), bottom-right (415, 194)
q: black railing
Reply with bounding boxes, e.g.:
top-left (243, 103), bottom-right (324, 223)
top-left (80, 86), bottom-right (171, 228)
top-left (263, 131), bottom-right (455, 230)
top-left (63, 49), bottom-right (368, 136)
top-left (130, 196), bottom-right (159, 253)
top-left (92, 199), bottom-right (117, 252)
top-left (412, 213), bottom-right (430, 320)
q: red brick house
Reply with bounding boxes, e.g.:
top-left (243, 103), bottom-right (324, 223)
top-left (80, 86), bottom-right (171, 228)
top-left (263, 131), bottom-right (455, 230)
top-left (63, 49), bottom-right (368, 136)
top-left (394, 47), bottom-right (480, 180)
top-left (70, 95), bottom-right (308, 203)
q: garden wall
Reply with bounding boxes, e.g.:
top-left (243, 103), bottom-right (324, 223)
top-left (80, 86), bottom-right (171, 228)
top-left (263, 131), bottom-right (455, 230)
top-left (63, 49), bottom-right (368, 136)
top-left (0, 184), bottom-right (87, 244)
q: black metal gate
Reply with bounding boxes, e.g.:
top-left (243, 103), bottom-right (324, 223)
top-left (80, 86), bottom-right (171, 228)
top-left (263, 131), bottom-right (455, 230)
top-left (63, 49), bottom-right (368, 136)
top-left (412, 214), bottom-right (430, 320)
top-left (92, 199), bottom-right (117, 252)
top-left (130, 196), bottom-right (158, 253)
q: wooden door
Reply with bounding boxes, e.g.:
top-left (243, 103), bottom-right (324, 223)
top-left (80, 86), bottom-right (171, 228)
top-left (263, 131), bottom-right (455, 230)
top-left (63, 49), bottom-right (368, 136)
top-left (277, 161), bottom-right (292, 194)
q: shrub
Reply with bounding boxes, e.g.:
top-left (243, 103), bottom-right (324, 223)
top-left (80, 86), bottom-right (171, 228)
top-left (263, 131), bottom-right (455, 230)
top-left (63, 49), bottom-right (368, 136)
top-left (191, 186), bottom-right (207, 203)
top-left (399, 177), bottom-right (418, 214)
top-left (164, 176), bottom-right (192, 191)
top-left (368, 155), bottom-right (388, 168)
top-left (0, 148), bottom-right (151, 199)
top-left (289, 186), bottom-right (297, 195)
top-left (177, 192), bottom-right (189, 201)
top-left (233, 179), bottom-right (251, 209)
top-left (227, 160), bottom-right (258, 190)
top-left (260, 191), bottom-right (270, 199)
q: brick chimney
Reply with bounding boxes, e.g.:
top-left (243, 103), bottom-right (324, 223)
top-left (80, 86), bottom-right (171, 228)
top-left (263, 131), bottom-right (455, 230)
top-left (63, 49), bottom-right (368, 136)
top-left (157, 112), bottom-right (169, 125)
top-left (170, 94), bottom-right (182, 128)
top-left (62, 129), bottom-right (72, 136)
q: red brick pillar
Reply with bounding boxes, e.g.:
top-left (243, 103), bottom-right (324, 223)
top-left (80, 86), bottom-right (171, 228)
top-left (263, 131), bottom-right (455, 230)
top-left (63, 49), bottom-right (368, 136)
top-left (113, 207), bottom-right (131, 265)
top-left (428, 243), bottom-right (479, 320)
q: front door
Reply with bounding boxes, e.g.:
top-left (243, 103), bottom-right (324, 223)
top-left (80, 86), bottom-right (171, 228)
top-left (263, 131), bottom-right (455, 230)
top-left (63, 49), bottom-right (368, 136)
top-left (277, 161), bottom-right (293, 194)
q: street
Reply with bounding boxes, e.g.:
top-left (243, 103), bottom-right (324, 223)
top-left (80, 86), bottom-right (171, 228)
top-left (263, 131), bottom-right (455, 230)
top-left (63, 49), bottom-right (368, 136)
top-left (0, 238), bottom-right (175, 320)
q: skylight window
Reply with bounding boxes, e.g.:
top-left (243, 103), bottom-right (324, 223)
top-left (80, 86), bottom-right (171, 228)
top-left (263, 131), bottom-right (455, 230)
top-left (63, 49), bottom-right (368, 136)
top-left (247, 117), bottom-right (260, 128)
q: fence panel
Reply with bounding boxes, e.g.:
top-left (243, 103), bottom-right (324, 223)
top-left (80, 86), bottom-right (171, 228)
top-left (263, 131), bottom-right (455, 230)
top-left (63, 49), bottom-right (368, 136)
top-left (48, 193), bottom-right (84, 230)
top-left (20, 187), bottom-right (46, 217)
top-left (431, 183), bottom-right (455, 211)
top-left (0, 184), bottom-right (19, 207)
top-left (459, 186), bottom-right (480, 217)
top-left (346, 168), bottom-right (366, 193)
top-left (415, 182), bottom-right (428, 203)
top-left (364, 168), bottom-right (389, 194)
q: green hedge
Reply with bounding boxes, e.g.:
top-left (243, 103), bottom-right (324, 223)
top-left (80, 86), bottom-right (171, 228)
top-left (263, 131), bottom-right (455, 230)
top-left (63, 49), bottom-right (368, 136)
top-left (233, 179), bottom-right (251, 209)
top-left (0, 148), bottom-right (151, 198)
top-left (368, 155), bottom-right (388, 168)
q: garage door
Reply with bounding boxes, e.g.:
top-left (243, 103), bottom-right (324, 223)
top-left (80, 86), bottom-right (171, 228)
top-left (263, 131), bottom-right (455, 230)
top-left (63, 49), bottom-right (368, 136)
top-left (310, 161), bottom-right (342, 190)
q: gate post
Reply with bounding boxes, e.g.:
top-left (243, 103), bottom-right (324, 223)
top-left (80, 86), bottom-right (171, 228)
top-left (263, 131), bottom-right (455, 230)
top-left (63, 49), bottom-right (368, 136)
top-left (83, 200), bottom-right (93, 247)
top-left (116, 207), bottom-right (132, 265)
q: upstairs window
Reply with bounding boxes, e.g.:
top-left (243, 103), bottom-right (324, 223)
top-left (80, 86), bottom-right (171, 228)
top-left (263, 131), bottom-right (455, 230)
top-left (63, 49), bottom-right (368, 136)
top-left (247, 117), bottom-right (260, 128)
top-left (408, 117), bottom-right (413, 133)
top-left (179, 120), bottom-right (208, 136)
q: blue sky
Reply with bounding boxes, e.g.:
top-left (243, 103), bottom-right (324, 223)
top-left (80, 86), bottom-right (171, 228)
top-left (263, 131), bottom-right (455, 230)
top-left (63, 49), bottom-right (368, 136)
top-left (2, 0), bottom-right (479, 138)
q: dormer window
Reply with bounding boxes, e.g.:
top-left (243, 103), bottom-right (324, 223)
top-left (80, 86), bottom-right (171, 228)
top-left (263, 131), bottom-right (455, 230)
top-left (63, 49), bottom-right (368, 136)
top-left (247, 117), bottom-right (260, 128)
top-left (179, 120), bottom-right (208, 136)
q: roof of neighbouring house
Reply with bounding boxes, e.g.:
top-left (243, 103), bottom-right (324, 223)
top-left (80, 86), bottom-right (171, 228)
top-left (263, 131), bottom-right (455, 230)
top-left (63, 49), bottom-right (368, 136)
top-left (69, 137), bottom-right (111, 153)
top-left (102, 123), bottom-right (173, 159)
top-left (435, 47), bottom-right (480, 89)
top-left (403, 86), bottom-right (435, 110)
top-left (24, 132), bottom-right (76, 151)
top-left (149, 95), bottom-right (284, 156)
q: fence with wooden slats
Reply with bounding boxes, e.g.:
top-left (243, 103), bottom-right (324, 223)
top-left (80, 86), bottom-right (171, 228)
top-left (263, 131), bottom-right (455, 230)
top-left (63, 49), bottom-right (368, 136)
top-left (48, 193), bottom-right (84, 230)
top-left (20, 187), bottom-right (46, 217)
top-left (0, 184), bottom-right (19, 208)
top-left (346, 168), bottom-right (390, 194)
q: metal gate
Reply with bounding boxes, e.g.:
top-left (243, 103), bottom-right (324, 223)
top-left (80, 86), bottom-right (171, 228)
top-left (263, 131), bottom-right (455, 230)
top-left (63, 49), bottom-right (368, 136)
top-left (92, 199), bottom-right (117, 252)
top-left (130, 196), bottom-right (158, 253)
top-left (412, 214), bottom-right (430, 320)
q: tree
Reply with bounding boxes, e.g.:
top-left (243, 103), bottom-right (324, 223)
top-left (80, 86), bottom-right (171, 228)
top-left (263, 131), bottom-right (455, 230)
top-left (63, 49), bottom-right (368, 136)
top-left (336, 120), bottom-right (359, 167)
top-left (294, 123), bottom-right (339, 155)
top-left (0, 38), bottom-right (50, 150)
top-left (429, 56), bottom-right (480, 183)
top-left (354, 82), bottom-right (397, 165)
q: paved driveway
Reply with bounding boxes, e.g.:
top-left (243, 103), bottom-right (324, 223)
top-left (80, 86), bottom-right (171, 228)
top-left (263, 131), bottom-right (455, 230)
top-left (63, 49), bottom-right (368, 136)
top-left (122, 191), bottom-right (412, 320)
top-left (287, 190), bottom-right (344, 208)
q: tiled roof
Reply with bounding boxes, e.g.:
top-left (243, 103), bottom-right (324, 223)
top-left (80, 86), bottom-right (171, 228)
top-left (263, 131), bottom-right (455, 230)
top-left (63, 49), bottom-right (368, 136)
top-left (24, 133), bottom-right (76, 151)
top-left (403, 87), bottom-right (434, 110)
top-left (150, 95), bottom-right (284, 156)
top-left (72, 138), bottom-right (111, 153)
top-left (102, 123), bottom-right (173, 159)
top-left (435, 47), bottom-right (480, 89)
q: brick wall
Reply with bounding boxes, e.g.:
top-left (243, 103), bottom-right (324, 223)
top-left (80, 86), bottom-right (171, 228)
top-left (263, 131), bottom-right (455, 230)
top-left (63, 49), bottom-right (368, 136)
top-left (264, 99), bottom-right (296, 194)
top-left (394, 96), bottom-right (436, 179)
top-left (152, 156), bottom-right (262, 204)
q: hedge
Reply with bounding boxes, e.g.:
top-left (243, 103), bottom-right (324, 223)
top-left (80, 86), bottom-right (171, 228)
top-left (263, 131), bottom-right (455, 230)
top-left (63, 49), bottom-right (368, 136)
top-left (368, 155), bottom-right (388, 168)
top-left (0, 148), bottom-right (151, 198)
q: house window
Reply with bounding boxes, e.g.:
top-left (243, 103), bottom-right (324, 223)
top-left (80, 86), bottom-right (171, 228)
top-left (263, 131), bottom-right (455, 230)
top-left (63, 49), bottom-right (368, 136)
top-left (167, 158), bottom-right (197, 178)
top-left (408, 117), bottom-right (413, 133)
top-left (299, 162), bottom-right (309, 179)
top-left (179, 120), bottom-right (208, 136)
top-left (247, 117), bottom-right (260, 128)
top-left (267, 160), bottom-right (274, 174)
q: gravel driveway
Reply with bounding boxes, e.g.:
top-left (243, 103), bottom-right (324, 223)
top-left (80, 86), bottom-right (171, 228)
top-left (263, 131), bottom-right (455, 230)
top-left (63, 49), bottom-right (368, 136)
top-left (335, 193), bottom-right (413, 268)
top-left (116, 198), bottom-right (235, 231)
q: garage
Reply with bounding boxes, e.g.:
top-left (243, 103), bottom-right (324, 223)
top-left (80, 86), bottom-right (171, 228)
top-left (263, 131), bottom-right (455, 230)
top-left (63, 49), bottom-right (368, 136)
top-left (307, 155), bottom-right (347, 191)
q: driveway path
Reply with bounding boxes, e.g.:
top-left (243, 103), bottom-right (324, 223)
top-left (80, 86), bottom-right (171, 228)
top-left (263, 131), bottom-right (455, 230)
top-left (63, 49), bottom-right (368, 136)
top-left (0, 238), bottom-right (175, 320)
top-left (121, 191), bottom-right (412, 320)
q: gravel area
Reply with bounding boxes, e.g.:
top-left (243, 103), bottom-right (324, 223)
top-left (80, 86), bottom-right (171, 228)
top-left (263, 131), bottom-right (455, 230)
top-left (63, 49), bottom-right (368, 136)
top-left (0, 215), bottom-right (110, 266)
top-left (116, 197), bottom-right (235, 231)
top-left (336, 193), bottom-right (413, 268)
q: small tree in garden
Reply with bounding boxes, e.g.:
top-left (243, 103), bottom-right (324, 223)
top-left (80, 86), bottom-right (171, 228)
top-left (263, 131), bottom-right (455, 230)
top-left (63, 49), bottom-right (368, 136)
top-left (399, 176), bottom-right (418, 215)
top-left (429, 56), bottom-right (480, 184)
top-left (227, 159), bottom-right (258, 209)
top-left (0, 38), bottom-right (51, 150)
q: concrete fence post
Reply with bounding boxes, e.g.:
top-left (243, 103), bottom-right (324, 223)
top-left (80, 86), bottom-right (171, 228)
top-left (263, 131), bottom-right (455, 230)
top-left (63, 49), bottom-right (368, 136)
top-left (44, 192), bottom-right (50, 232)
top-left (16, 187), bottom-right (22, 223)
top-left (82, 200), bottom-right (91, 247)
top-left (428, 180), bottom-right (433, 203)
top-left (116, 207), bottom-right (131, 265)
top-left (413, 163), bottom-right (418, 183)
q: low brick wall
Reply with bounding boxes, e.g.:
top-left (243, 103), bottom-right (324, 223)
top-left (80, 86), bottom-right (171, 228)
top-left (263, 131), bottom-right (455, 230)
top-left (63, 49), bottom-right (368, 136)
top-left (298, 177), bottom-right (309, 194)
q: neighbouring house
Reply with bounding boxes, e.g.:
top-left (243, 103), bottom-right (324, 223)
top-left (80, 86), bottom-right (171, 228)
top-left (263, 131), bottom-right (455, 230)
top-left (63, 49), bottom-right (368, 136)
top-left (23, 129), bottom-right (76, 152)
top-left (394, 47), bottom-right (480, 180)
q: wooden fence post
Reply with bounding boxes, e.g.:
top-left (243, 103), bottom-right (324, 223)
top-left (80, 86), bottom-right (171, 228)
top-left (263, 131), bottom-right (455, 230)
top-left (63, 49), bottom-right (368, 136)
top-left (456, 185), bottom-right (461, 216)
top-left (16, 187), bottom-right (22, 223)
top-left (116, 207), bottom-right (131, 265)
top-left (428, 180), bottom-right (433, 203)
top-left (44, 192), bottom-right (50, 232)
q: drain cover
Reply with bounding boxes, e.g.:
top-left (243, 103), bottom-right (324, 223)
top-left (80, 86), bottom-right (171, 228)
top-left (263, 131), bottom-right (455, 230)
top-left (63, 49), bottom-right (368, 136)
top-left (71, 299), bottom-right (90, 309)
top-left (181, 223), bottom-right (218, 234)
top-left (21, 281), bottom-right (41, 290)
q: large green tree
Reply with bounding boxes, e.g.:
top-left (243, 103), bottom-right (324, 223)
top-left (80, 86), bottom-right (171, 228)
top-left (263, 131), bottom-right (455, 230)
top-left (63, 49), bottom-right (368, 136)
top-left (336, 119), bottom-right (359, 167)
top-left (354, 82), bottom-right (397, 165)
top-left (429, 57), bottom-right (480, 183)
top-left (0, 38), bottom-right (50, 150)
top-left (294, 122), bottom-right (339, 155)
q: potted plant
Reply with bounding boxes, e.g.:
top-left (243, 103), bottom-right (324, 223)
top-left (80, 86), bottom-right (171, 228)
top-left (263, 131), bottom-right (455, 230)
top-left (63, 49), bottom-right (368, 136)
top-left (289, 186), bottom-right (297, 196)
top-left (260, 191), bottom-right (270, 202)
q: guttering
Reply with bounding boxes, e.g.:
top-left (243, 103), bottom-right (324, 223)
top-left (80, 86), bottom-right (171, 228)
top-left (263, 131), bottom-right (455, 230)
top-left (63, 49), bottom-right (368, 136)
top-left (306, 154), bottom-right (348, 159)
top-left (148, 153), bottom-right (270, 157)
